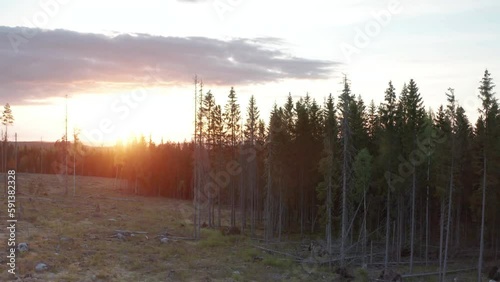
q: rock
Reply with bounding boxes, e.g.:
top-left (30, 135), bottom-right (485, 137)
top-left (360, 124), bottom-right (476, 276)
top-left (116, 233), bottom-right (126, 240)
top-left (378, 269), bottom-right (403, 282)
top-left (160, 237), bottom-right (169, 244)
top-left (35, 262), bottom-right (48, 272)
top-left (17, 242), bottom-right (29, 252)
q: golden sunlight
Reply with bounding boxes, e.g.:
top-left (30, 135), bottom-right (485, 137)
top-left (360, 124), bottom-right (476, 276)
top-left (67, 88), bottom-right (194, 146)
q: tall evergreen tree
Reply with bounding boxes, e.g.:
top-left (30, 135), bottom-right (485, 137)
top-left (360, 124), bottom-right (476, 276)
top-left (202, 90), bottom-right (217, 227)
top-left (338, 75), bottom-right (354, 267)
top-left (400, 79), bottom-right (425, 272)
top-left (212, 104), bottom-right (225, 227)
top-left (380, 81), bottom-right (397, 268)
top-left (477, 69), bottom-right (496, 281)
top-left (442, 88), bottom-right (457, 282)
top-left (244, 95), bottom-right (260, 235)
top-left (317, 94), bottom-right (338, 266)
top-left (223, 87), bottom-right (241, 227)
top-left (353, 148), bottom-right (372, 268)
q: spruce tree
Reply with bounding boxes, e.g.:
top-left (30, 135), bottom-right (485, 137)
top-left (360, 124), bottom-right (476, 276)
top-left (244, 95), bottom-right (260, 235)
top-left (223, 87), bottom-right (241, 227)
top-left (477, 70), bottom-right (496, 281)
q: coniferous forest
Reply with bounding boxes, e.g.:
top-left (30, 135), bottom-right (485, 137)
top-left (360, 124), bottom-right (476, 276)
top-left (3, 70), bottom-right (499, 279)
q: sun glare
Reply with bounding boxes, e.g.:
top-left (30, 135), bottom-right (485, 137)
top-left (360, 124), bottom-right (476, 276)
top-left (67, 88), bottom-right (194, 146)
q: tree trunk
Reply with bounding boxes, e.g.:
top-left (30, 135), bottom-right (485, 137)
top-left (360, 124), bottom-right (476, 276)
top-left (14, 133), bottom-right (17, 172)
top-left (363, 187), bottom-right (367, 268)
top-left (218, 166), bottom-right (221, 228)
top-left (397, 195), bottom-right (402, 265)
top-left (455, 199), bottom-right (461, 248)
top-left (410, 164), bottom-right (416, 273)
top-left (326, 155), bottom-right (333, 269)
top-left (478, 152), bottom-right (486, 282)
top-left (239, 148), bottom-right (244, 233)
top-left (439, 197), bottom-right (445, 282)
top-left (265, 138), bottom-right (273, 242)
top-left (385, 180), bottom-right (390, 269)
top-left (443, 157), bottom-right (454, 282)
top-left (278, 182), bottom-right (282, 242)
top-left (341, 114), bottom-right (349, 267)
top-left (300, 169), bottom-right (304, 237)
top-left (426, 155), bottom-right (430, 266)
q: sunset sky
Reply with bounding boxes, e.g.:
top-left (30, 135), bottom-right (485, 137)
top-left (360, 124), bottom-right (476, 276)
top-left (0, 0), bottom-right (499, 145)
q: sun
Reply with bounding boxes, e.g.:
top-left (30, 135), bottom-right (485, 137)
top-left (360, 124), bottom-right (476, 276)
top-left (67, 88), bottom-right (195, 146)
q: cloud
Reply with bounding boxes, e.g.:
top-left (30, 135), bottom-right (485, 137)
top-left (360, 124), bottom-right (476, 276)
top-left (0, 26), bottom-right (339, 104)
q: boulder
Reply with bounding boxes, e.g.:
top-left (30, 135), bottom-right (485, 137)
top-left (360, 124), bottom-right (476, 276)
top-left (17, 242), bottom-right (29, 252)
top-left (35, 262), bottom-right (48, 272)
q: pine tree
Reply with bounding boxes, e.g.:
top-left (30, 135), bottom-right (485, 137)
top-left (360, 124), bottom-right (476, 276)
top-left (353, 148), bottom-right (372, 268)
top-left (442, 88), bottom-right (457, 282)
top-left (400, 79), bottom-right (425, 273)
top-left (223, 87), bottom-right (241, 228)
top-left (212, 104), bottom-right (225, 227)
top-left (380, 81), bottom-right (397, 268)
top-left (244, 95), bottom-right (260, 235)
top-left (295, 97), bottom-right (310, 235)
top-left (338, 75), bottom-right (354, 267)
top-left (454, 105), bottom-right (472, 248)
top-left (317, 94), bottom-right (338, 266)
top-left (265, 105), bottom-right (282, 241)
top-left (477, 69), bottom-right (496, 281)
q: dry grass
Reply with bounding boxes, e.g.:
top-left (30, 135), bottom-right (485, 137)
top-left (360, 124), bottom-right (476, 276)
top-left (0, 173), bottom-right (492, 281)
top-left (0, 173), bottom-right (323, 281)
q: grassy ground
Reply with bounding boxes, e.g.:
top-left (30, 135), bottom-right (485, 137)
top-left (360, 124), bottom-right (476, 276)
top-left (0, 173), bottom-right (495, 281)
top-left (0, 173), bottom-right (334, 281)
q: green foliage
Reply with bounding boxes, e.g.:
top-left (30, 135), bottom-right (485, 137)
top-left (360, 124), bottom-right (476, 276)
top-left (352, 148), bottom-right (372, 202)
top-left (262, 255), bottom-right (293, 268)
top-left (199, 229), bottom-right (229, 248)
top-left (353, 267), bottom-right (369, 282)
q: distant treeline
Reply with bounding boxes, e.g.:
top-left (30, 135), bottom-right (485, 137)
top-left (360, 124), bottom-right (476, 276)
top-left (7, 140), bottom-right (194, 199)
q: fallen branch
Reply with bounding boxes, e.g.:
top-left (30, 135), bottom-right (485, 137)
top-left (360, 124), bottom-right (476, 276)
top-left (115, 230), bottom-right (148, 234)
top-left (252, 245), bottom-right (302, 260)
top-left (314, 252), bottom-right (386, 265)
top-left (368, 260), bottom-right (459, 266)
top-left (401, 267), bottom-right (476, 278)
top-left (169, 236), bottom-right (197, 241)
